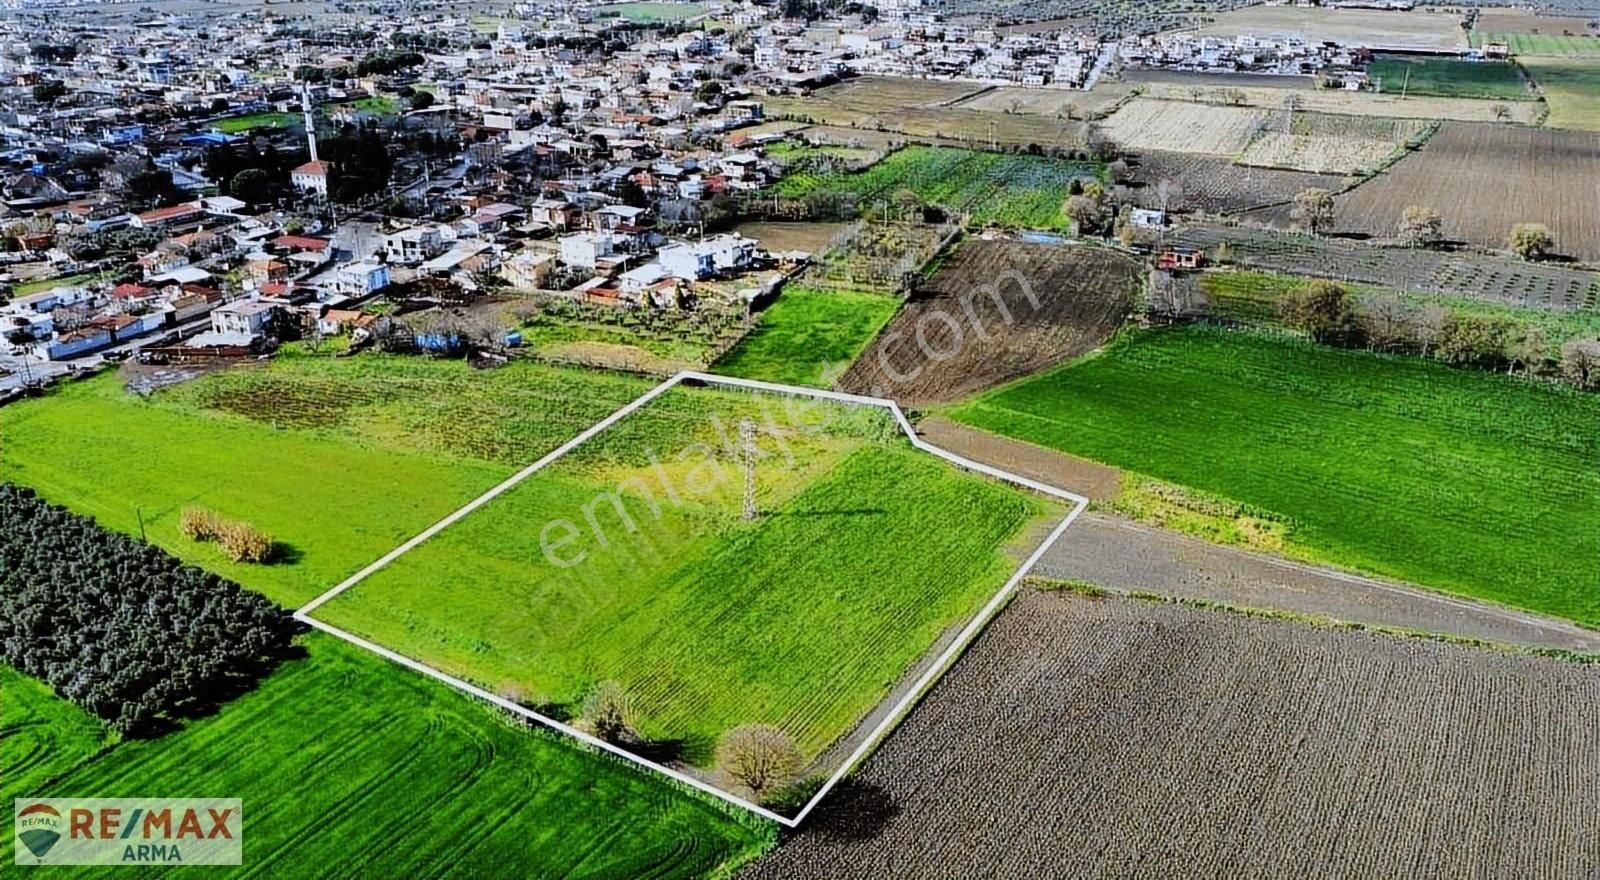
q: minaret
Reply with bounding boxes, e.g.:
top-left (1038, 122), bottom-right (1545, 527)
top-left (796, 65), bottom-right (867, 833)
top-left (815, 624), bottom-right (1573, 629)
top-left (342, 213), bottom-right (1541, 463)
top-left (301, 82), bottom-right (318, 162)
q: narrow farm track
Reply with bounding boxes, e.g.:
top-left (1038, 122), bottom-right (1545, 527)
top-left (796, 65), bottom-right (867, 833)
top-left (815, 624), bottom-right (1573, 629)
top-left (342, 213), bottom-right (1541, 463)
top-left (1041, 513), bottom-right (1600, 652)
top-left (743, 590), bottom-right (1600, 880)
top-left (924, 409), bottom-right (1600, 651)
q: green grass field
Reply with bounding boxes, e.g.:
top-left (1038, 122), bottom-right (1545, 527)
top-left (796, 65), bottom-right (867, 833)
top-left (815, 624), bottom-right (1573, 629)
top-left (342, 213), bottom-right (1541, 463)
top-left (0, 355), bottom-right (776, 874)
top-left (597, 1), bottom-right (705, 22)
top-left (772, 145), bottom-right (1105, 231)
top-left (318, 384), bottom-right (1051, 761)
top-left (714, 286), bottom-right (900, 387)
top-left (213, 112), bottom-right (297, 133)
top-left (1, 640), bottom-right (769, 876)
top-left (1475, 31), bottom-right (1600, 57)
top-left (1520, 57), bottom-right (1600, 131)
top-left (1368, 56), bottom-right (1532, 101)
top-left (12, 273), bottom-right (97, 296)
top-left (949, 326), bottom-right (1600, 624)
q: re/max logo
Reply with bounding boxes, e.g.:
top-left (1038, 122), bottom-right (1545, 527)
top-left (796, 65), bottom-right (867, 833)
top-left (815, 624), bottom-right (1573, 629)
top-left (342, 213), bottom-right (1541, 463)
top-left (65, 807), bottom-right (236, 842)
top-left (14, 798), bottom-right (243, 866)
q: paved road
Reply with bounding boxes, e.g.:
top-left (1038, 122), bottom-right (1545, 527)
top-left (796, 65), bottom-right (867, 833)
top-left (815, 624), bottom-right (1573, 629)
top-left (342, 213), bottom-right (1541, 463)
top-left (1040, 512), bottom-right (1600, 652)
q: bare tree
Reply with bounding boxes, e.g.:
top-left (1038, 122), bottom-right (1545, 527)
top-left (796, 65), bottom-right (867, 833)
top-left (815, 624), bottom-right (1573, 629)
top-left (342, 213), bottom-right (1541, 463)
top-left (1291, 188), bottom-right (1337, 236)
top-left (1064, 195), bottom-right (1102, 234)
top-left (1358, 293), bottom-right (1417, 351)
top-left (1414, 303), bottom-right (1449, 358)
top-left (1154, 178), bottom-right (1184, 213)
top-left (1397, 205), bottom-right (1443, 248)
top-left (1560, 339), bottom-right (1600, 390)
top-left (576, 681), bottom-right (638, 745)
top-left (716, 724), bottom-right (801, 800)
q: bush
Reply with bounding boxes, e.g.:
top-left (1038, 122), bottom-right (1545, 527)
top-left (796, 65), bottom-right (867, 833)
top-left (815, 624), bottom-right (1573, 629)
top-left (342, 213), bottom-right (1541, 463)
top-left (179, 506), bottom-right (223, 541)
top-left (218, 521), bottom-right (274, 564)
top-left (181, 506), bottom-right (275, 563)
top-left (576, 680), bottom-right (637, 744)
top-left (717, 724), bottom-right (801, 800)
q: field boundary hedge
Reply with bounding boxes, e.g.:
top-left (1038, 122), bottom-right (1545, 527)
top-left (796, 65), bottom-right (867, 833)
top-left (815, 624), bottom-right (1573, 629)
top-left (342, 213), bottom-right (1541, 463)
top-left (293, 370), bottom-right (1091, 827)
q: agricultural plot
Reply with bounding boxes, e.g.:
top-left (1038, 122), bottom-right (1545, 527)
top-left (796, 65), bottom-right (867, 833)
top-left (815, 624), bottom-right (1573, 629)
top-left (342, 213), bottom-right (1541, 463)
top-left (0, 359), bottom-right (784, 876)
top-left (948, 325), bottom-right (1600, 624)
top-left (771, 145), bottom-right (1105, 230)
top-left (743, 589), bottom-right (1600, 879)
top-left (1235, 111), bottom-right (1431, 174)
top-left (2, 642), bottom-right (770, 876)
top-left (1520, 57), bottom-right (1600, 132)
top-left (1174, 223), bottom-right (1600, 310)
top-left (1136, 77), bottom-right (1544, 123)
top-left (309, 379), bottom-right (1053, 790)
top-left (731, 221), bottom-right (852, 256)
top-left (1198, 268), bottom-right (1600, 360)
top-left (767, 81), bottom-right (1089, 150)
top-left (714, 286), bottom-right (901, 387)
top-left (1235, 131), bottom-right (1397, 174)
top-left (1099, 99), bottom-right (1269, 156)
top-left (1367, 56), bottom-right (1533, 101)
top-left (798, 76), bottom-right (988, 112)
top-left (1193, 5), bottom-right (1467, 50)
top-left (952, 83), bottom-right (1136, 117)
top-left (840, 241), bottom-right (1144, 403)
top-left (1474, 10), bottom-right (1600, 57)
top-left (1126, 151), bottom-right (1346, 214)
top-left (1333, 122), bottom-right (1600, 259)
top-left (811, 221), bottom-right (950, 292)
top-left (596, 1), bottom-right (706, 22)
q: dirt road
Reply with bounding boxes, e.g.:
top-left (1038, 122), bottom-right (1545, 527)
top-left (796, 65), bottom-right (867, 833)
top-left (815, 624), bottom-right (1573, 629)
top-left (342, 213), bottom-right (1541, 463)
top-left (1040, 513), bottom-right (1600, 652)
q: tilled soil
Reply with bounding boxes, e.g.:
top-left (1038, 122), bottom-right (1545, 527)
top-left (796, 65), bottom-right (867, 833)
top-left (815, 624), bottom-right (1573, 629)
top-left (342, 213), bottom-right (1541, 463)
top-left (839, 241), bottom-right (1143, 404)
top-left (743, 589), bottom-right (1600, 879)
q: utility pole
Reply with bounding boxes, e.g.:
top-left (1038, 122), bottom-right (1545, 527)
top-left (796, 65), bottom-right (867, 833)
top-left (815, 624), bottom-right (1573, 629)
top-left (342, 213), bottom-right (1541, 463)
top-left (740, 418), bottom-right (757, 521)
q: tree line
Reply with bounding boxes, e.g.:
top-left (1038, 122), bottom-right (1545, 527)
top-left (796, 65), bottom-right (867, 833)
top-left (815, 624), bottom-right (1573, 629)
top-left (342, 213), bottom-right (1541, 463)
top-left (0, 485), bottom-right (303, 736)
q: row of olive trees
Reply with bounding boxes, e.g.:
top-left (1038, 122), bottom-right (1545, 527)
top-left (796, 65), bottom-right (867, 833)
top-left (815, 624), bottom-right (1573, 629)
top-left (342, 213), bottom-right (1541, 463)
top-left (568, 680), bottom-right (805, 803)
top-left (0, 484), bottom-right (301, 735)
top-left (1279, 279), bottom-right (1600, 387)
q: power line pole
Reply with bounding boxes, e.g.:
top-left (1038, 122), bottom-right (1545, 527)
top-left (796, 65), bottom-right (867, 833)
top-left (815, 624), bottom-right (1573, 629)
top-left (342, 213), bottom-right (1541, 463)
top-left (740, 418), bottom-right (757, 521)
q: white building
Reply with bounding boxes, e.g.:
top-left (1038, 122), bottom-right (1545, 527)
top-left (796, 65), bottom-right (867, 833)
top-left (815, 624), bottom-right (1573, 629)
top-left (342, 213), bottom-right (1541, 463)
top-left (559, 231), bottom-right (614, 270)
top-left (290, 160), bottom-right (330, 198)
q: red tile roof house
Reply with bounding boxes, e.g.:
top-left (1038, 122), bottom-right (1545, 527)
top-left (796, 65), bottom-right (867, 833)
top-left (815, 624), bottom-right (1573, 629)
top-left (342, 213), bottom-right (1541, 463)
top-left (131, 203), bottom-right (204, 229)
top-left (290, 161), bottom-right (330, 198)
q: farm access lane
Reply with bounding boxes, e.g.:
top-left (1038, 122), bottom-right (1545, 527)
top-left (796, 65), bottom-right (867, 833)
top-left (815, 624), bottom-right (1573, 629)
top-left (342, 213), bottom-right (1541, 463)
top-left (917, 417), bottom-right (1600, 653)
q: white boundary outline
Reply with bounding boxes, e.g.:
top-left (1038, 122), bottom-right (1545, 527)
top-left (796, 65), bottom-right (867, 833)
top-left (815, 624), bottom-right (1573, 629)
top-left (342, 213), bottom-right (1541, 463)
top-left (294, 370), bottom-right (1088, 828)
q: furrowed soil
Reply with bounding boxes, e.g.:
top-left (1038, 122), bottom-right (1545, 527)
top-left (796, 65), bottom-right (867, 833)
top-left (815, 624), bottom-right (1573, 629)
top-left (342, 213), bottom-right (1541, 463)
top-left (839, 241), bottom-right (1144, 404)
top-left (742, 589), bottom-right (1600, 880)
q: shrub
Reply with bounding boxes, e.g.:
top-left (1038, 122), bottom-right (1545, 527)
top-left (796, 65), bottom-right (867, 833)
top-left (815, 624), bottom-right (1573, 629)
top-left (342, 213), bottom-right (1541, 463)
top-left (576, 680), bottom-right (637, 744)
top-left (717, 724), bottom-right (802, 800)
top-left (1508, 223), bottom-right (1554, 261)
top-left (217, 520), bottom-right (274, 564)
top-left (179, 506), bottom-right (223, 541)
top-left (181, 507), bottom-right (274, 563)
